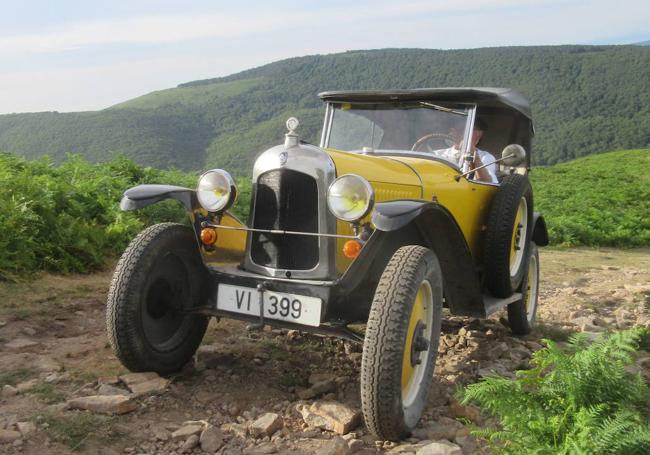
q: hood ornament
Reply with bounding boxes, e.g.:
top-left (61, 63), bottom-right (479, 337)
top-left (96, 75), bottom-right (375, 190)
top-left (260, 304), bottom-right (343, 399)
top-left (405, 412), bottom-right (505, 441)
top-left (284, 117), bottom-right (300, 148)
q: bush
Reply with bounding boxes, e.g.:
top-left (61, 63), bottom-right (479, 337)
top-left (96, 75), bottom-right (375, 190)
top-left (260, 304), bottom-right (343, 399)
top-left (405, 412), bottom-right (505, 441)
top-left (0, 153), bottom-right (249, 278)
top-left (461, 329), bottom-right (650, 454)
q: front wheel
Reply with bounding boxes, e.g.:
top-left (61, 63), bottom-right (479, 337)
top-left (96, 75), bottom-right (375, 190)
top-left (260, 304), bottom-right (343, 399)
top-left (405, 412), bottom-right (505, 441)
top-left (361, 245), bottom-right (443, 441)
top-left (106, 223), bottom-right (210, 374)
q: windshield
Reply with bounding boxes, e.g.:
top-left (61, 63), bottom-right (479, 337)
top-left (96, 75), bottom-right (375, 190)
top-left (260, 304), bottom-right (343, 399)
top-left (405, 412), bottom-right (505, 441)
top-left (326, 102), bottom-right (473, 166)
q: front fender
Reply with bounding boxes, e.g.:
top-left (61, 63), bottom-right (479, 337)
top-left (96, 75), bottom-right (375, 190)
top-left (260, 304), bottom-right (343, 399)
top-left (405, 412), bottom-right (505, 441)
top-left (120, 184), bottom-right (197, 212)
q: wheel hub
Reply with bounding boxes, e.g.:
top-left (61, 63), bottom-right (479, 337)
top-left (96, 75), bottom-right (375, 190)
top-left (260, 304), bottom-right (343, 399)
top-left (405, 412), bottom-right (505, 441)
top-left (410, 321), bottom-right (429, 366)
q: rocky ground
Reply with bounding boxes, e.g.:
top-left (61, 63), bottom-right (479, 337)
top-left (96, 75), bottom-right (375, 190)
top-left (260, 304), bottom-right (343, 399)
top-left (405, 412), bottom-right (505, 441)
top-left (1, 248), bottom-right (649, 454)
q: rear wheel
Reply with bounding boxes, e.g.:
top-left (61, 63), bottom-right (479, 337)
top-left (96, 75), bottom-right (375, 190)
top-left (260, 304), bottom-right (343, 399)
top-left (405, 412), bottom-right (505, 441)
top-left (507, 242), bottom-right (540, 335)
top-left (106, 223), bottom-right (209, 374)
top-left (361, 246), bottom-right (443, 440)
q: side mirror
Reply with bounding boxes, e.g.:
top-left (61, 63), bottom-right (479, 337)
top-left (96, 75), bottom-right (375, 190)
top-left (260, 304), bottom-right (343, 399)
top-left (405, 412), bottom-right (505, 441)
top-left (501, 144), bottom-right (526, 167)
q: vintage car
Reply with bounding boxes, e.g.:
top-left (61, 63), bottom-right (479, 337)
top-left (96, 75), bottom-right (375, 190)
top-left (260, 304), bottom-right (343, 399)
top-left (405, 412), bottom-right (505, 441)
top-left (106, 87), bottom-right (548, 440)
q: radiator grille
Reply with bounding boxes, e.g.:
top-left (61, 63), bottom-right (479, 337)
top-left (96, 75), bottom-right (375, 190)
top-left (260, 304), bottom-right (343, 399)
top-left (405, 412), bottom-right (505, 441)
top-left (250, 169), bottom-right (319, 270)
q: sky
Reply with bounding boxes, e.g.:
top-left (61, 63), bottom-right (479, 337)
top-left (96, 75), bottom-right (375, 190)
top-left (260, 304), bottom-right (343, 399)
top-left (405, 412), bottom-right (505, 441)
top-left (0, 0), bottom-right (648, 114)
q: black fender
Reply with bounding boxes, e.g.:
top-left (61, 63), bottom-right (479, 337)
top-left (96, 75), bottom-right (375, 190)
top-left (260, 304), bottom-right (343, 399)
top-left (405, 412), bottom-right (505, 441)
top-left (532, 212), bottom-right (549, 246)
top-left (119, 184), bottom-right (198, 211)
top-left (333, 200), bottom-right (484, 318)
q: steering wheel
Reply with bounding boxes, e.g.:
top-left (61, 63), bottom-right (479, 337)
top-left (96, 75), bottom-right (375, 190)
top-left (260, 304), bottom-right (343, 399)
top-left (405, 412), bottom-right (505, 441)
top-left (411, 133), bottom-right (456, 153)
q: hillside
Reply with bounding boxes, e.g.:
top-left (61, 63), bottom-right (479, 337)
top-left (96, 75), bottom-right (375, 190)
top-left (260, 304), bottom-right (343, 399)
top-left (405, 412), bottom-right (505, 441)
top-left (0, 46), bottom-right (649, 174)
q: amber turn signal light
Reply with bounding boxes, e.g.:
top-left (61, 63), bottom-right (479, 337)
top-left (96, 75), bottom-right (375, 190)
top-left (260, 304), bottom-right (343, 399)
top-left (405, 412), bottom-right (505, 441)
top-left (200, 228), bottom-right (218, 245)
top-left (343, 240), bottom-right (362, 259)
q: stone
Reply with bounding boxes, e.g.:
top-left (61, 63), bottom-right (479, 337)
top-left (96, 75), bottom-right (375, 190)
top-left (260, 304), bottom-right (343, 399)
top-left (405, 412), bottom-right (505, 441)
top-left (299, 401), bottom-right (361, 435)
top-left (127, 377), bottom-right (169, 396)
top-left (97, 384), bottom-right (130, 396)
top-left (348, 438), bottom-right (364, 452)
top-left (16, 379), bottom-right (39, 393)
top-left (581, 323), bottom-right (605, 333)
top-left (454, 435), bottom-right (478, 454)
top-left (5, 338), bottom-right (39, 349)
top-left (222, 422), bottom-right (248, 438)
top-left (150, 425), bottom-right (170, 441)
top-left (98, 376), bottom-right (121, 386)
top-left (308, 373), bottom-right (336, 386)
top-left (0, 429), bottom-right (21, 444)
top-left (412, 417), bottom-right (464, 442)
top-left (119, 372), bottom-right (160, 387)
top-left (298, 379), bottom-right (337, 400)
top-left (16, 422), bottom-right (36, 437)
top-left (22, 327), bottom-right (37, 336)
top-left (448, 399), bottom-right (481, 422)
top-left (316, 436), bottom-right (351, 455)
top-left (67, 395), bottom-right (137, 415)
top-left (181, 434), bottom-right (200, 453)
top-left (172, 424), bottom-right (204, 440)
top-left (416, 440), bottom-right (463, 455)
top-left (1, 385), bottom-right (18, 397)
top-left (250, 413), bottom-right (283, 437)
top-left (200, 425), bottom-right (224, 452)
top-left (485, 342), bottom-right (509, 360)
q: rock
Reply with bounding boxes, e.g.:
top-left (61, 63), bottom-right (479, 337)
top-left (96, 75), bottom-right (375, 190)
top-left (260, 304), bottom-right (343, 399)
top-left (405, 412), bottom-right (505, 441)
top-left (181, 434), bottom-right (200, 453)
top-left (299, 401), bottom-right (361, 435)
top-left (316, 436), bottom-right (351, 455)
top-left (250, 413), bottom-right (283, 437)
top-left (172, 424), bottom-right (204, 440)
top-left (16, 422), bottom-right (36, 437)
top-left (150, 425), bottom-right (170, 441)
top-left (16, 379), bottom-right (39, 393)
top-left (454, 435), bottom-right (478, 454)
top-left (119, 372), bottom-right (160, 387)
top-left (5, 338), bottom-right (39, 350)
top-left (581, 323), bottom-right (605, 333)
top-left (416, 440), bottom-right (463, 455)
top-left (67, 395), bottom-right (137, 415)
top-left (485, 342), bottom-right (508, 360)
top-left (448, 399), bottom-right (481, 422)
top-left (200, 425), bottom-right (224, 452)
top-left (308, 373), bottom-right (336, 386)
top-left (1, 385), bottom-right (18, 397)
top-left (127, 377), bottom-right (169, 396)
top-left (97, 384), bottom-right (130, 396)
top-left (412, 417), bottom-right (464, 441)
top-left (222, 422), bottom-right (248, 438)
top-left (286, 330), bottom-right (300, 341)
top-left (348, 438), bottom-right (364, 452)
top-left (0, 429), bottom-right (22, 444)
top-left (298, 379), bottom-right (337, 400)
top-left (98, 376), bottom-right (121, 386)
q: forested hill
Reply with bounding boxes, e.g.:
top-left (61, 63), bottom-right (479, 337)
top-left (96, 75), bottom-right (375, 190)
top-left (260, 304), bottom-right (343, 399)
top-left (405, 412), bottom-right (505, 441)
top-left (1, 45), bottom-right (649, 174)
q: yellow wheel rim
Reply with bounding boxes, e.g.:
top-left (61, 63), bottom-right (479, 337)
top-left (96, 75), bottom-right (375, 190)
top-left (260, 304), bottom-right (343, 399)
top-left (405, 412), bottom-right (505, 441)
top-left (510, 197), bottom-right (528, 277)
top-left (401, 280), bottom-right (433, 407)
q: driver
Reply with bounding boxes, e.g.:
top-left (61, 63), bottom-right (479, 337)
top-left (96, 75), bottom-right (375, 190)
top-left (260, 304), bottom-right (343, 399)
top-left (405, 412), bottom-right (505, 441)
top-left (435, 119), bottom-right (498, 183)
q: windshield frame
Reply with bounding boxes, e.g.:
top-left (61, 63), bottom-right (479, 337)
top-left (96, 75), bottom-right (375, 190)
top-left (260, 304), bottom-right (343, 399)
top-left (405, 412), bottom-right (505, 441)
top-left (320, 101), bottom-right (477, 166)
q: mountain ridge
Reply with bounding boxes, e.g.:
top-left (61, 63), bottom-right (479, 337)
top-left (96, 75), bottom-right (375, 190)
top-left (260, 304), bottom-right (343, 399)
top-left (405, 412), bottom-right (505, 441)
top-left (1, 45), bottom-right (648, 174)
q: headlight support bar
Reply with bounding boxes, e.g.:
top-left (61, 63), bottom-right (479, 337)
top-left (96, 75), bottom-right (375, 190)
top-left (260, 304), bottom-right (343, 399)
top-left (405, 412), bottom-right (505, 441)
top-left (201, 221), bottom-right (361, 240)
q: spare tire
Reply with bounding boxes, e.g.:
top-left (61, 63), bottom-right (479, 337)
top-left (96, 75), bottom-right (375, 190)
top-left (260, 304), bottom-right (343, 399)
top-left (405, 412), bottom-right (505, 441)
top-left (483, 174), bottom-right (533, 297)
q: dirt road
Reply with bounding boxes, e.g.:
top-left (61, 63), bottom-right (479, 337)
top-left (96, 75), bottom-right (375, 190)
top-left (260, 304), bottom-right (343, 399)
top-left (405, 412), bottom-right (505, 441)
top-left (1, 248), bottom-right (649, 454)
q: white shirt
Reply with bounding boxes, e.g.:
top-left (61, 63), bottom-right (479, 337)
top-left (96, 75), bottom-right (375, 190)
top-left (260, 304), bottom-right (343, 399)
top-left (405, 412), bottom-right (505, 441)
top-left (434, 146), bottom-right (498, 183)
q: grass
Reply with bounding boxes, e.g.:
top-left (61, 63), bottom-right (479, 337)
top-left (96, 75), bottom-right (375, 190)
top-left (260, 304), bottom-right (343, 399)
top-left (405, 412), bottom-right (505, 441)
top-left (0, 368), bottom-right (36, 387)
top-left (36, 411), bottom-right (119, 451)
top-left (29, 382), bottom-right (66, 403)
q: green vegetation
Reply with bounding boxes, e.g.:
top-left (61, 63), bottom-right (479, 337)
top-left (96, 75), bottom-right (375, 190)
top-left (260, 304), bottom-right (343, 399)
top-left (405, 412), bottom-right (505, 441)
top-left (36, 411), bottom-right (119, 450)
top-left (531, 149), bottom-right (650, 246)
top-left (1, 46), bottom-right (649, 174)
top-left (461, 328), bottom-right (650, 454)
top-left (29, 382), bottom-right (66, 403)
top-left (0, 153), bottom-right (250, 279)
top-left (0, 149), bottom-right (646, 278)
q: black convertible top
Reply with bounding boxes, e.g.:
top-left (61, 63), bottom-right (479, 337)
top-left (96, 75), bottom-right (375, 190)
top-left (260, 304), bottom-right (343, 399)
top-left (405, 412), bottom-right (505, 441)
top-left (319, 87), bottom-right (532, 120)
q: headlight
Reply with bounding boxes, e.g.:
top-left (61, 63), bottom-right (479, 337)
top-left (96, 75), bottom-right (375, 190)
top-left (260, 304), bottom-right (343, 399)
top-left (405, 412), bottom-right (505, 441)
top-left (327, 174), bottom-right (375, 222)
top-left (197, 169), bottom-right (237, 212)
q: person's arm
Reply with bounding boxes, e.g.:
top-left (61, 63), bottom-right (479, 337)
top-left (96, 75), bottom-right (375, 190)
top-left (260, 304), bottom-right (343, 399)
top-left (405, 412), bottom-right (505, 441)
top-left (471, 151), bottom-right (498, 183)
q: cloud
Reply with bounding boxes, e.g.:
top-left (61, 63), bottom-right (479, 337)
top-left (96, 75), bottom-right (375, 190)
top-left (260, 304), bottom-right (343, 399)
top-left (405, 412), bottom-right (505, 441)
top-left (0, 0), bottom-right (557, 54)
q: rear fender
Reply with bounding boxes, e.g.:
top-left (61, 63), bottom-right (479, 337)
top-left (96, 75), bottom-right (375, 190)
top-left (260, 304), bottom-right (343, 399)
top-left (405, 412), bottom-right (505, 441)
top-left (532, 212), bottom-right (549, 246)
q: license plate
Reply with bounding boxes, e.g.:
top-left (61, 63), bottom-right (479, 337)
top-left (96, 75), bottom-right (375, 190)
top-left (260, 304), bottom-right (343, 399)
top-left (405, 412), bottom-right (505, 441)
top-left (217, 284), bottom-right (322, 327)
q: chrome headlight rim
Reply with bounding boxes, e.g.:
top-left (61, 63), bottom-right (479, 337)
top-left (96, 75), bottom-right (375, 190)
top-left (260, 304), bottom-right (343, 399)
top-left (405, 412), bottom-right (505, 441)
top-left (327, 174), bottom-right (375, 222)
top-left (196, 169), bottom-right (238, 213)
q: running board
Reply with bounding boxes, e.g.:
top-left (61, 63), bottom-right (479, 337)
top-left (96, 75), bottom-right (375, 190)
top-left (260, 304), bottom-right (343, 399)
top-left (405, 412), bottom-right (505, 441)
top-left (483, 292), bottom-right (522, 317)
